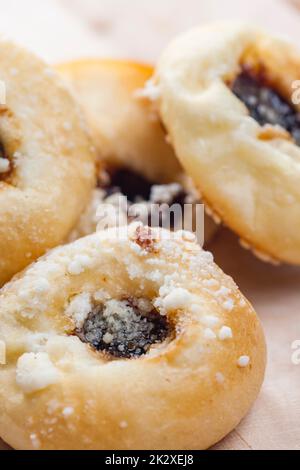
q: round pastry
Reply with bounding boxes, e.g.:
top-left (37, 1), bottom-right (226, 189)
top-left (154, 22), bottom-right (300, 264)
top-left (0, 224), bottom-right (266, 450)
top-left (0, 39), bottom-right (95, 286)
top-left (56, 60), bottom-right (217, 244)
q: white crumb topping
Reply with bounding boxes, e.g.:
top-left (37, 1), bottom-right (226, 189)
top-left (0, 158), bottom-right (9, 173)
top-left (67, 255), bottom-right (92, 275)
top-left (204, 328), bottom-right (217, 340)
top-left (175, 230), bottom-right (197, 242)
top-left (119, 421), bottom-right (128, 429)
top-left (215, 286), bottom-right (231, 297)
top-left (150, 183), bottom-right (182, 204)
top-left (215, 372), bottom-right (225, 384)
top-left (93, 289), bottom-right (110, 303)
top-left (200, 315), bottom-right (219, 327)
top-left (41, 261), bottom-right (62, 276)
top-left (19, 309), bottom-right (36, 320)
top-left (66, 293), bottom-right (92, 329)
top-left (62, 407), bottom-right (74, 418)
top-left (146, 270), bottom-right (163, 282)
top-left (162, 288), bottom-right (192, 311)
top-left (218, 326), bottom-right (233, 341)
top-left (135, 298), bottom-right (153, 313)
top-left (26, 333), bottom-right (51, 353)
top-left (126, 262), bottom-right (143, 280)
top-left (129, 241), bottom-right (146, 256)
top-left (16, 353), bottom-right (59, 394)
top-left (237, 356), bottom-right (250, 368)
top-left (239, 298), bottom-right (247, 307)
top-left (30, 433), bottom-right (41, 450)
top-left (135, 79), bottom-right (161, 101)
top-left (32, 278), bottom-right (50, 294)
top-left (103, 333), bottom-right (114, 344)
top-left (223, 299), bottom-right (235, 312)
top-left (202, 278), bottom-right (219, 288)
top-left (0, 340), bottom-right (6, 365)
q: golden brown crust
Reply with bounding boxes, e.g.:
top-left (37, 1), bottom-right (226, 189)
top-left (155, 23), bottom-right (300, 265)
top-left (56, 59), bottom-right (218, 243)
top-left (0, 225), bottom-right (266, 450)
top-left (0, 39), bottom-right (95, 286)
top-left (56, 59), bottom-right (182, 183)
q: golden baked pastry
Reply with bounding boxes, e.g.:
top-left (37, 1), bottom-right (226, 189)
top-left (0, 224), bottom-right (266, 450)
top-left (154, 22), bottom-right (300, 264)
top-left (0, 39), bottom-right (95, 286)
top-left (56, 60), bottom-right (217, 243)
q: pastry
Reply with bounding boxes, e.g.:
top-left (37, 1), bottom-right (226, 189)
top-left (154, 22), bottom-right (300, 264)
top-left (0, 39), bottom-right (95, 286)
top-left (57, 60), bottom-right (217, 244)
top-left (0, 224), bottom-right (266, 450)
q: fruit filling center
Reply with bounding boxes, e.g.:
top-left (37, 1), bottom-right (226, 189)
top-left (77, 298), bottom-right (171, 359)
top-left (231, 68), bottom-right (300, 145)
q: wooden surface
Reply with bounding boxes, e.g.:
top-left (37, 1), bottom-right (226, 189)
top-left (0, 0), bottom-right (300, 451)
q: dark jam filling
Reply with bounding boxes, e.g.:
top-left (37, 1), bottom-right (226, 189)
top-left (103, 168), bottom-right (187, 205)
top-left (77, 299), bottom-right (170, 359)
top-left (231, 70), bottom-right (300, 145)
top-left (101, 167), bottom-right (189, 229)
top-left (105, 168), bottom-right (153, 203)
top-left (0, 143), bottom-right (5, 159)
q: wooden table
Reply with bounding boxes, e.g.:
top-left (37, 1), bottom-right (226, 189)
top-left (0, 0), bottom-right (300, 451)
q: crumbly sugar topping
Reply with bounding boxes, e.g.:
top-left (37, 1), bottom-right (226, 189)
top-left (200, 315), bottom-right (220, 328)
top-left (93, 289), bottom-right (111, 303)
top-left (237, 355), bottom-right (250, 368)
top-left (150, 183), bottom-right (182, 204)
top-left (119, 421), bottom-right (128, 429)
top-left (66, 293), bottom-right (92, 329)
top-left (204, 328), bottom-right (217, 340)
top-left (26, 333), bottom-right (51, 354)
top-left (32, 278), bottom-right (50, 294)
top-left (71, 167), bottom-right (199, 238)
top-left (0, 157), bottom-right (10, 174)
top-left (161, 288), bottom-right (193, 312)
top-left (62, 407), bottom-right (74, 418)
top-left (16, 352), bottom-right (59, 394)
top-left (218, 326), bottom-right (233, 341)
top-left (223, 299), bottom-right (235, 312)
top-left (67, 255), bottom-right (92, 276)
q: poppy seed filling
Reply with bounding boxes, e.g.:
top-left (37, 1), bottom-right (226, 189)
top-left (102, 167), bottom-right (187, 205)
top-left (231, 69), bottom-right (300, 145)
top-left (77, 298), bottom-right (170, 359)
top-left (99, 167), bottom-right (194, 229)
